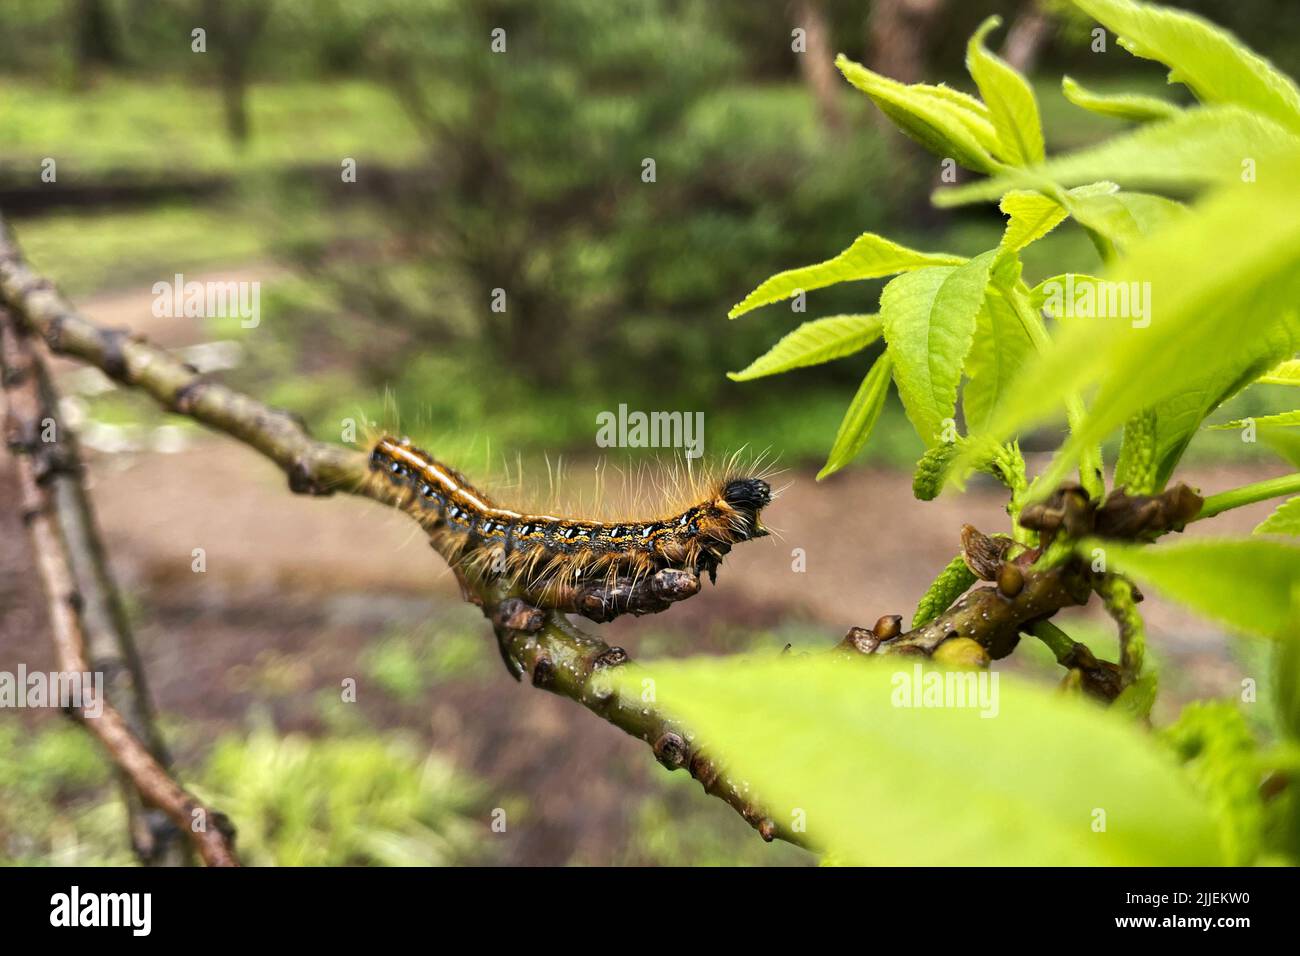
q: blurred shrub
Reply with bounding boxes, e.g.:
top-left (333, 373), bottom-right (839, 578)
top-left (0, 720), bottom-right (488, 866)
top-left (199, 726), bottom-right (486, 866)
top-left (362, 623), bottom-right (494, 705)
top-left (258, 0), bottom-right (908, 453)
top-left (0, 721), bottom-right (134, 865)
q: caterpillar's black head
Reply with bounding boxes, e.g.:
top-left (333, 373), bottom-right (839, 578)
top-left (723, 477), bottom-right (771, 512)
top-left (721, 477), bottom-right (772, 540)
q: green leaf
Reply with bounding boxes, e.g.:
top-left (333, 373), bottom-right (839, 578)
top-left (1115, 672), bottom-right (1158, 721)
top-left (997, 182), bottom-right (1119, 256)
top-left (1263, 430), bottom-right (1300, 469)
top-left (1061, 75), bottom-right (1182, 122)
top-left (909, 82), bottom-right (1007, 160)
top-left (1211, 409), bottom-right (1300, 430)
top-left (955, 162), bottom-right (1300, 492)
top-left (881, 253), bottom-right (995, 447)
top-left (1085, 537), bottom-right (1300, 639)
top-left (1029, 272), bottom-right (1103, 310)
top-left (1148, 325), bottom-right (1298, 488)
top-left (966, 16), bottom-right (1045, 165)
top-left (1255, 497), bottom-right (1300, 535)
top-left (619, 654), bottom-right (1221, 865)
top-left (1161, 701), bottom-right (1267, 865)
top-left (1114, 409), bottom-right (1158, 492)
top-left (964, 277), bottom-right (1034, 435)
top-left (1275, 591), bottom-right (1300, 741)
top-left (1260, 359), bottom-right (1300, 386)
top-left (835, 55), bottom-right (1004, 172)
top-left (728, 314), bottom-right (882, 382)
top-left (934, 106), bottom-right (1299, 207)
top-left (1073, 0), bottom-right (1300, 133)
top-left (729, 234), bottom-right (964, 319)
top-left (1059, 189), bottom-right (1188, 252)
top-left (817, 351), bottom-right (893, 480)
top-left (998, 190), bottom-right (1069, 255)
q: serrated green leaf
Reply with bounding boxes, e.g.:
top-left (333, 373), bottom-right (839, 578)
top-left (1160, 701), bottom-right (1267, 865)
top-left (1255, 497), bottom-right (1300, 535)
top-left (964, 278), bottom-right (1034, 434)
top-left (997, 183), bottom-right (1117, 256)
top-left (1148, 326), bottom-right (1298, 487)
top-left (728, 234), bottom-right (964, 319)
top-left (728, 314), bottom-right (882, 382)
top-left (1085, 537), bottom-right (1300, 639)
top-left (1060, 189), bottom-right (1188, 252)
top-left (954, 161), bottom-right (1300, 493)
top-left (1029, 272), bottom-right (1104, 310)
top-left (817, 351), bottom-right (893, 480)
top-left (1073, 0), bottom-right (1300, 133)
top-left (835, 55), bottom-right (1004, 172)
top-left (914, 82), bottom-right (993, 120)
top-left (618, 654), bottom-right (1221, 865)
top-left (998, 191), bottom-right (1069, 254)
top-left (881, 253), bottom-right (995, 447)
top-left (910, 82), bottom-right (1006, 160)
top-left (1211, 409), bottom-right (1300, 430)
top-left (1061, 75), bottom-right (1182, 122)
top-left (934, 106), bottom-right (1299, 207)
top-left (966, 16), bottom-right (1045, 166)
top-left (1259, 359), bottom-right (1300, 386)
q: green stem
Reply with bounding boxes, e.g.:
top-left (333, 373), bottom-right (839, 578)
top-left (1195, 472), bottom-right (1300, 521)
top-left (1007, 279), bottom-right (1104, 501)
top-left (1029, 620), bottom-right (1075, 664)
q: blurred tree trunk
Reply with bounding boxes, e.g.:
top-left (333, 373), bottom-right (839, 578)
top-left (792, 0), bottom-right (843, 131)
top-left (71, 0), bottom-right (123, 84)
top-left (1001, 3), bottom-right (1053, 74)
top-left (200, 0), bottom-right (272, 148)
top-left (866, 0), bottom-right (946, 85)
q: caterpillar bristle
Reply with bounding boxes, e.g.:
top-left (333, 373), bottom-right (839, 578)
top-left (364, 434), bottom-right (777, 614)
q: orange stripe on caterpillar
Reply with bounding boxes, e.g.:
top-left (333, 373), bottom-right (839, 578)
top-left (368, 435), bottom-right (773, 611)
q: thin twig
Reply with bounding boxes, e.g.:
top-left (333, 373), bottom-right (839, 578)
top-left (23, 331), bottom-right (191, 864)
top-left (0, 307), bottom-right (238, 867)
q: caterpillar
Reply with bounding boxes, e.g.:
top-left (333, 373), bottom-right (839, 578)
top-left (367, 435), bottom-right (774, 618)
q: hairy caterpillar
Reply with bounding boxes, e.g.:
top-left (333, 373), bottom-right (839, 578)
top-left (367, 435), bottom-right (774, 618)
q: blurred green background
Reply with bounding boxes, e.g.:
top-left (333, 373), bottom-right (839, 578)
top-left (1, 0), bottom-right (1296, 866)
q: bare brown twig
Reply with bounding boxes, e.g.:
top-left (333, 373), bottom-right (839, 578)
top-left (22, 341), bottom-right (192, 864)
top-left (0, 306), bottom-right (238, 867)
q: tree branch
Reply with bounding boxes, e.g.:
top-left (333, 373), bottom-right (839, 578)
top-left (0, 213), bottom-right (803, 849)
top-left (0, 306), bottom-right (238, 867)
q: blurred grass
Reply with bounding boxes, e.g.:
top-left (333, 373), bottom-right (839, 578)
top-left (196, 724), bottom-right (486, 867)
top-left (0, 716), bottom-right (490, 866)
top-left (0, 80), bottom-right (420, 178)
top-left (15, 204), bottom-right (271, 297)
top-left (0, 721), bottom-right (134, 866)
